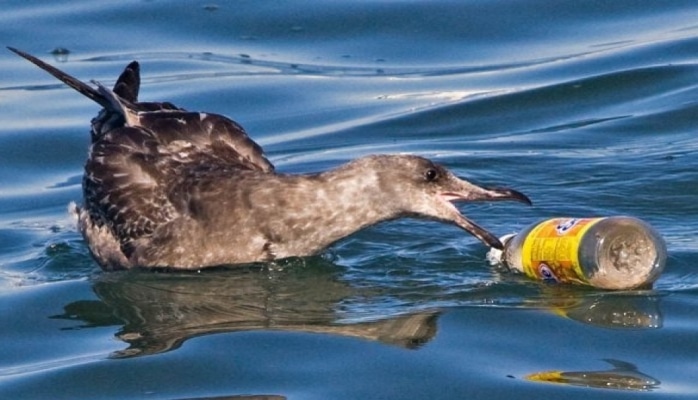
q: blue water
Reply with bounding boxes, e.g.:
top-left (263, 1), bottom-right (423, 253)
top-left (2, 1), bottom-right (698, 398)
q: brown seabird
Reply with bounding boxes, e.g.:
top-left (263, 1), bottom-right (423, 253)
top-left (9, 47), bottom-right (531, 271)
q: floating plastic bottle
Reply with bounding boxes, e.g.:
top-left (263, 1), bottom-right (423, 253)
top-left (487, 217), bottom-right (667, 290)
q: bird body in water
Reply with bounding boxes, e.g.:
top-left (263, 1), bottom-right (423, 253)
top-left (9, 47), bottom-right (531, 271)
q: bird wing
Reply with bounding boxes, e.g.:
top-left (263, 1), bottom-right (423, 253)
top-left (9, 47), bottom-right (274, 256)
top-left (9, 46), bottom-right (274, 172)
top-left (86, 87), bottom-right (275, 258)
top-left (84, 107), bottom-right (276, 255)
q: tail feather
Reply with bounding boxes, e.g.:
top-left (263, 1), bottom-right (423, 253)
top-left (113, 61), bottom-right (140, 103)
top-left (8, 46), bottom-right (112, 109)
top-left (7, 46), bottom-right (140, 109)
top-left (94, 81), bottom-right (140, 126)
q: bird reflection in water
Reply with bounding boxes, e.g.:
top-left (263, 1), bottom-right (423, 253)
top-left (53, 258), bottom-right (439, 358)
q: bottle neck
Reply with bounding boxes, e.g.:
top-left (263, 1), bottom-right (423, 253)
top-left (486, 233), bottom-right (516, 267)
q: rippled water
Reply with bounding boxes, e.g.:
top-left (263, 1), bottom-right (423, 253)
top-left (1, 1), bottom-right (698, 399)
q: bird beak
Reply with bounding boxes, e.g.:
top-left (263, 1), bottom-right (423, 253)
top-left (438, 177), bottom-right (532, 250)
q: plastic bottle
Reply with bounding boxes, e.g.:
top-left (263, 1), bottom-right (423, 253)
top-left (487, 217), bottom-right (667, 290)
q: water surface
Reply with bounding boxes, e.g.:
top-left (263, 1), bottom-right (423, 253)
top-left (1, 1), bottom-right (698, 398)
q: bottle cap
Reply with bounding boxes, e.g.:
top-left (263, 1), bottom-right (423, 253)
top-left (486, 233), bottom-right (516, 266)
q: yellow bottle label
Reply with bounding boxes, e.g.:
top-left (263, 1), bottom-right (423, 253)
top-left (521, 218), bottom-right (603, 284)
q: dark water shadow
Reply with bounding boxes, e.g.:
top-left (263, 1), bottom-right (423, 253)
top-left (52, 258), bottom-right (440, 358)
top-left (175, 396), bottom-right (285, 400)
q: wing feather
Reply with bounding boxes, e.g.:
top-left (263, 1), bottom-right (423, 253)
top-left (10, 47), bottom-right (275, 266)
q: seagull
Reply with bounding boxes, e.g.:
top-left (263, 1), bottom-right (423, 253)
top-left (9, 47), bottom-right (531, 271)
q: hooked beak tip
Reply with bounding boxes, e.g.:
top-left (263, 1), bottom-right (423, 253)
top-left (487, 187), bottom-right (532, 206)
top-left (488, 236), bottom-right (505, 250)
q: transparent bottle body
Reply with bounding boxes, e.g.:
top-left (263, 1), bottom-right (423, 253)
top-left (498, 216), bottom-right (667, 290)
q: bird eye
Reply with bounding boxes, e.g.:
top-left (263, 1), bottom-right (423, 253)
top-left (424, 168), bottom-right (438, 182)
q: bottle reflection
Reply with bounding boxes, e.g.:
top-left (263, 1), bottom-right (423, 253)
top-left (525, 359), bottom-right (660, 391)
top-left (531, 286), bottom-right (663, 329)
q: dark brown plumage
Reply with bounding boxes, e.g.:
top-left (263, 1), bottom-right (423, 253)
top-left (9, 47), bottom-right (531, 271)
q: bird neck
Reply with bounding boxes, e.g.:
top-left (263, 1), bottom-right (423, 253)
top-left (316, 163), bottom-right (401, 227)
top-left (265, 164), bottom-right (400, 257)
